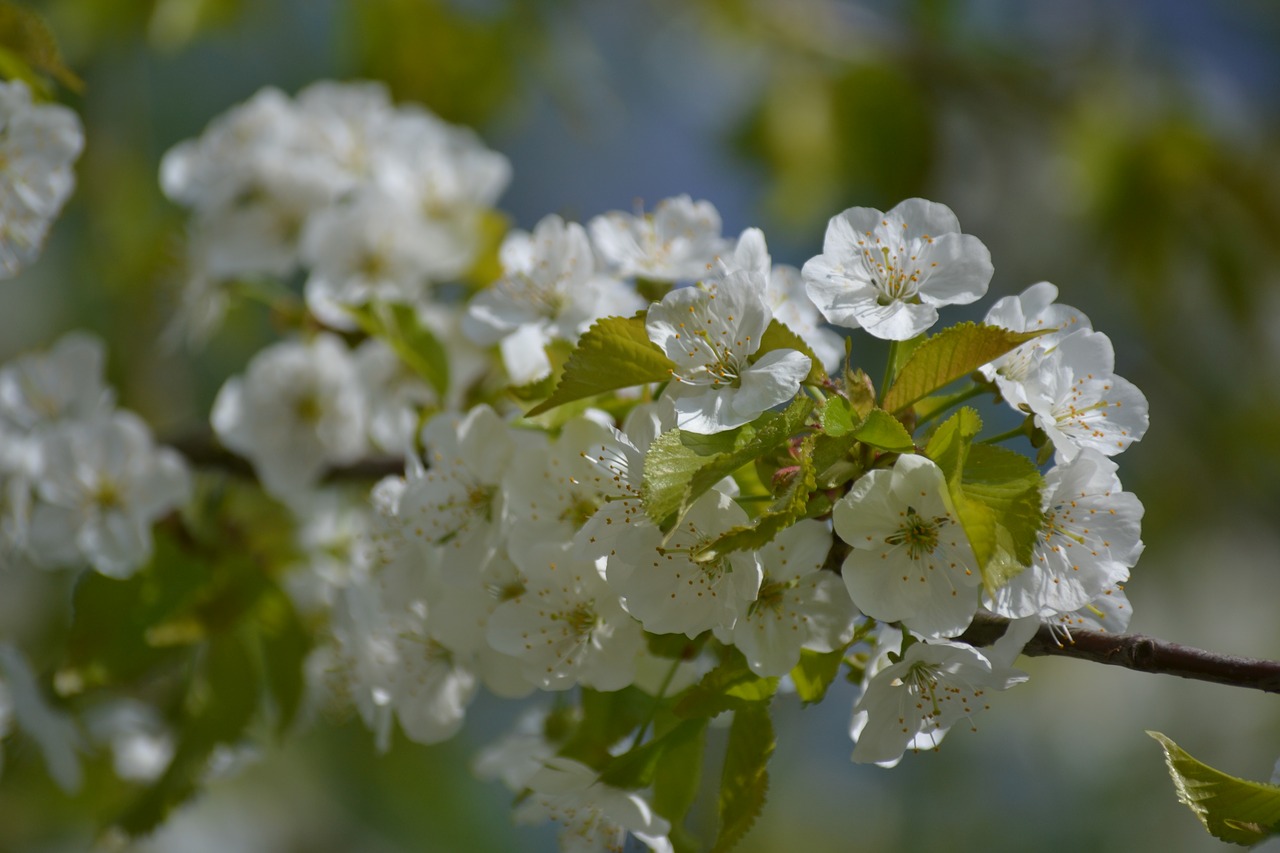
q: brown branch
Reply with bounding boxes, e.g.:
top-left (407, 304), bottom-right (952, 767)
top-left (958, 612), bottom-right (1280, 695)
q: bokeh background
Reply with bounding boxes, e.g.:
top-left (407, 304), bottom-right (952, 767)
top-left (2, 0), bottom-right (1279, 850)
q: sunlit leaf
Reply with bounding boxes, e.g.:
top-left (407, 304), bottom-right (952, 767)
top-left (1149, 731), bottom-right (1280, 846)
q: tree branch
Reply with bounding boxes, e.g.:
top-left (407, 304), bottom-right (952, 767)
top-left (958, 612), bottom-right (1280, 695)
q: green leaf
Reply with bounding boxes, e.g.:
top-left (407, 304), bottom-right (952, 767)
top-left (959, 444), bottom-right (1045, 594)
top-left (674, 651), bottom-right (779, 720)
top-left (713, 702), bottom-right (775, 853)
top-left (754, 318), bottom-right (826, 384)
top-left (557, 687), bottom-right (654, 771)
top-left (924, 411), bottom-right (1044, 594)
top-left (251, 585), bottom-right (311, 736)
top-left (0, 2), bottom-right (82, 92)
top-left (526, 314), bottom-right (675, 416)
top-left (881, 322), bottom-right (1045, 414)
top-left (348, 302), bottom-right (450, 399)
top-left (653, 721), bottom-right (708, 826)
top-left (924, 407), bottom-right (982, 483)
top-left (819, 394), bottom-right (857, 437)
top-left (790, 647), bottom-right (847, 705)
top-left (1149, 731), bottom-right (1280, 846)
top-left (642, 397), bottom-right (814, 529)
top-left (696, 435), bottom-right (817, 558)
top-left (852, 408), bottom-right (916, 453)
top-left (599, 718), bottom-right (707, 790)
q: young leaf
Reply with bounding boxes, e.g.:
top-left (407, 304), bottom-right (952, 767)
top-left (674, 650), bottom-right (779, 720)
top-left (790, 647), bottom-right (847, 705)
top-left (526, 314), bottom-right (676, 416)
top-left (1149, 731), bottom-right (1280, 846)
top-left (599, 718), bottom-right (707, 790)
top-left (753, 318), bottom-right (827, 384)
top-left (881, 322), bottom-right (1044, 414)
top-left (347, 301), bottom-right (450, 398)
top-left (959, 444), bottom-right (1044, 594)
top-left (820, 394), bottom-right (857, 437)
top-left (924, 407), bottom-right (982, 483)
top-left (696, 435), bottom-right (817, 558)
top-left (713, 702), bottom-right (775, 853)
top-left (643, 397), bottom-right (815, 528)
top-left (852, 408), bottom-right (915, 453)
top-left (653, 720), bottom-right (708, 824)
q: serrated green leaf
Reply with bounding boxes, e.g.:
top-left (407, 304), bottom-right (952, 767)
top-left (925, 412), bottom-right (1044, 594)
top-left (696, 435), bottom-right (817, 558)
top-left (526, 314), bottom-right (675, 416)
top-left (960, 444), bottom-right (1044, 594)
top-left (754, 318), bottom-right (826, 384)
top-left (0, 3), bottom-right (82, 92)
top-left (790, 647), bottom-right (847, 705)
top-left (924, 407), bottom-right (982, 483)
top-left (882, 322), bottom-right (1045, 414)
top-left (820, 395), bottom-right (857, 437)
top-left (674, 651), bottom-right (779, 720)
top-left (348, 301), bottom-right (450, 399)
top-left (653, 721), bottom-right (708, 826)
top-left (599, 718), bottom-right (706, 790)
top-left (853, 408), bottom-right (916, 453)
top-left (714, 702), bottom-right (774, 853)
top-left (1149, 731), bottom-right (1280, 846)
top-left (643, 397), bottom-right (815, 528)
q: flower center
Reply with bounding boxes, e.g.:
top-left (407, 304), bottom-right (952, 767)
top-left (884, 506), bottom-right (949, 560)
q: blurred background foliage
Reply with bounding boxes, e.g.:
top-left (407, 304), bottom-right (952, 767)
top-left (1, 0), bottom-right (1279, 851)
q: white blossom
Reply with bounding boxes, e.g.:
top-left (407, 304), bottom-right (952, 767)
top-left (0, 79), bottom-right (84, 278)
top-left (987, 450), bottom-right (1143, 619)
top-left (803, 198), bottom-right (992, 340)
top-left (1023, 329), bottom-right (1149, 462)
top-left (26, 411), bottom-right (190, 577)
top-left (979, 281), bottom-right (1091, 408)
top-left (0, 643), bottom-right (83, 792)
top-left (732, 519), bottom-right (858, 676)
top-left (589, 194), bottom-right (729, 281)
top-left (647, 269), bottom-right (810, 434)
top-left (833, 454), bottom-right (981, 638)
top-left (849, 638), bottom-right (1027, 766)
top-left (211, 334), bottom-right (367, 499)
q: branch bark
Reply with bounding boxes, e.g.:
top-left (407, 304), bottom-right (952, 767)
top-left (958, 612), bottom-right (1280, 695)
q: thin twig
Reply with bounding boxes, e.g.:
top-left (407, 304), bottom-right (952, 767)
top-left (958, 612), bottom-right (1280, 695)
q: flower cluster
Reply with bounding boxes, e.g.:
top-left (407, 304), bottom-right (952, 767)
top-left (0, 332), bottom-right (190, 577)
top-left (0, 79), bottom-right (83, 279)
top-left (1, 81), bottom-right (1157, 853)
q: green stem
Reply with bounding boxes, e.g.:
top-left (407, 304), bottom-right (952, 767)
top-left (979, 424), bottom-right (1028, 446)
top-left (914, 383), bottom-right (987, 426)
top-left (630, 657), bottom-right (682, 749)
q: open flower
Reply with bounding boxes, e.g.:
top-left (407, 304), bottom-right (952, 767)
top-left (833, 454), bottom-right (981, 638)
top-left (647, 270), bottom-right (810, 434)
top-left (803, 198), bottom-right (992, 341)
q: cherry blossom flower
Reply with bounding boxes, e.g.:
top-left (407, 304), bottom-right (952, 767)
top-left (487, 543), bottom-right (644, 691)
top-left (986, 450), bottom-right (1143, 619)
top-left (26, 411), bottom-right (190, 577)
top-left (646, 269), bottom-right (810, 434)
top-left (979, 281), bottom-right (1091, 408)
top-left (1022, 329), bottom-right (1149, 462)
top-left (0, 79), bottom-right (84, 279)
top-left (732, 518), bottom-right (859, 677)
top-left (211, 334), bottom-right (367, 500)
top-left (803, 198), bottom-right (992, 340)
top-left (849, 637), bottom-right (1028, 766)
top-left (833, 454), bottom-right (981, 638)
top-left (589, 194), bottom-right (729, 281)
top-left (465, 214), bottom-right (642, 384)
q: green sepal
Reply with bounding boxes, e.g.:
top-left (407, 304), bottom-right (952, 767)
top-left (713, 701), bottom-right (775, 853)
top-left (347, 301), bottom-right (450, 399)
top-left (753, 318), bottom-right (827, 384)
top-left (526, 314), bottom-right (675, 416)
top-left (642, 396), bottom-right (815, 530)
top-left (1149, 731), bottom-right (1280, 846)
top-left (881, 322), bottom-right (1046, 415)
